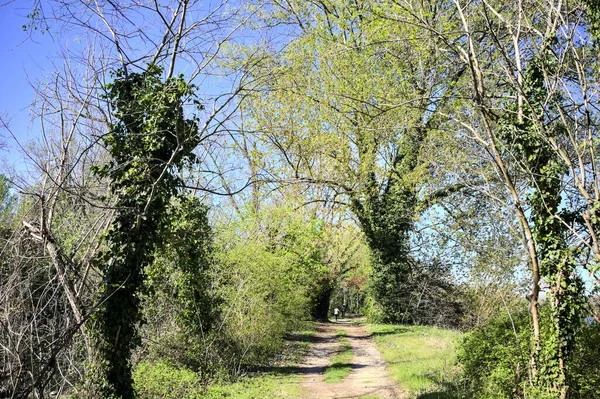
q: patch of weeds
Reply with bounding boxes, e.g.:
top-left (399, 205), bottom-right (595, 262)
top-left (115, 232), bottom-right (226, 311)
top-left (324, 329), bottom-right (353, 383)
top-left (134, 361), bottom-right (302, 399)
top-left (133, 360), bottom-right (204, 399)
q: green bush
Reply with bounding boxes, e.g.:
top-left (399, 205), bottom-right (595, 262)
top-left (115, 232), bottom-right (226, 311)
top-left (568, 321), bottom-right (600, 399)
top-left (137, 204), bottom-right (325, 384)
top-left (213, 205), bottom-right (327, 369)
top-left (133, 361), bottom-right (204, 399)
top-left (458, 303), bottom-right (600, 399)
top-left (458, 305), bottom-right (531, 399)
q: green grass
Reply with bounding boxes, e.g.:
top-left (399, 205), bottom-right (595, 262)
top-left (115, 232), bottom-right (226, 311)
top-left (204, 373), bottom-right (301, 399)
top-left (133, 324), bottom-right (315, 398)
top-left (134, 359), bottom-right (304, 399)
top-left (368, 324), bottom-right (461, 399)
top-left (323, 329), bottom-right (353, 383)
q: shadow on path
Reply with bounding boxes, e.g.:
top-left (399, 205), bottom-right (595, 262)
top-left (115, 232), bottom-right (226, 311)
top-left (297, 321), bottom-right (403, 399)
top-left (253, 362), bottom-right (368, 376)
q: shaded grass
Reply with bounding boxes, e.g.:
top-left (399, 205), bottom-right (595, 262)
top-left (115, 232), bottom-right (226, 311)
top-left (368, 324), bottom-right (461, 399)
top-left (323, 329), bottom-right (353, 383)
top-left (133, 323), bottom-right (315, 398)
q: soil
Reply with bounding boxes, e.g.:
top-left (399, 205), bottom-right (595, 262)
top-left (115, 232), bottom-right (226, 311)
top-left (296, 318), bottom-right (406, 399)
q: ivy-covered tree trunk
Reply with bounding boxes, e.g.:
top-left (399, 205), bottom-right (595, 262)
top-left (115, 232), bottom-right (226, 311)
top-left (499, 55), bottom-right (584, 398)
top-left (91, 65), bottom-right (202, 398)
top-left (355, 187), bottom-right (416, 323)
top-left (353, 131), bottom-right (423, 323)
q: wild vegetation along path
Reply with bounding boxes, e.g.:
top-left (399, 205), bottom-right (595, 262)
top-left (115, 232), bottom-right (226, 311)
top-left (298, 319), bottom-right (405, 399)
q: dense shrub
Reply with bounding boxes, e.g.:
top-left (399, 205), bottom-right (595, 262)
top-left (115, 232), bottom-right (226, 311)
top-left (133, 361), bottom-right (204, 399)
top-left (458, 304), bottom-right (531, 399)
top-left (137, 204), bottom-right (327, 380)
top-left (568, 321), bottom-right (600, 399)
top-left (213, 206), bottom-right (327, 368)
top-left (138, 197), bottom-right (224, 377)
top-left (458, 302), bottom-right (600, 399)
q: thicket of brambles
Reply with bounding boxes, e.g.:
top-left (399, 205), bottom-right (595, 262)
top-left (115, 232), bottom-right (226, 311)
top-left (1, 1), bottom-right (600, 398)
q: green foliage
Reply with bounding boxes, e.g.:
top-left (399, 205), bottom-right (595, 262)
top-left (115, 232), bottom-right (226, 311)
top-left (90, 64), bottom-right (203, 398)
top-left (241, 0), bottom-right (449, 324)
top-left (567, 322), bottom-right (600, 399)
top-left (21, 6), bottom-right (49, 33)
top-left (147, 196), bottom-right (217, 336)
top-left (132, 325), bottom-right (315, 399)
top-left (0, 175), bottom-right (16, 226)
top-left (584, 0), bottom-right (600, 40)
top-left (0, 174), bottom-right (13, 278)
top-left (313, 223), bottom-right (371, 320)
top-left (458, 306), bottom-right (531, 399)
top-left (498, 50), bottom-right (585, 393)
top-left (138, 202), bottom-right (325, 381)
top-left (459, 304), bottom-right (600, 399)
top-left (204, 374), bottom-right (301, 399)
top-left (134, 360), bottom-right (303, 399)
top-left (139, 196), bottom-right (220, 378)
top-left (213, 204), bottom-right (327, 368)
top-left (133, 361), bottom-right (204, 399)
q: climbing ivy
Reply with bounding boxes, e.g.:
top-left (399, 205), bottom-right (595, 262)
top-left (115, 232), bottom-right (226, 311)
top-left (90, 64), bottom-right (202, 398)
top-left (584, 0), bottom-right (600, 40)
top-left (360, 179), bottom-right (416, 323)
top-left (147, 196), bottom-right (217, 337)
top-left (498, 51), bottom-right (585, 397)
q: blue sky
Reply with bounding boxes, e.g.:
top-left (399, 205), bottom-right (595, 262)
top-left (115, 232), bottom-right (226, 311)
top-left (1, 0), bottom-right (56, 166)
top-left (0, 0), bottom-right (265, 200)
top-left (0, 0), bottom-right (260, 172)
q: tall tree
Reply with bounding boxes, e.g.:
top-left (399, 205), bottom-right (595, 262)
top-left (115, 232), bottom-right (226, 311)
top-left (90, 65), bottom-right (202, 398)
top-left (240, 0), bottom-right (462, 322)
top-left (2, 1), bottom-right (256, 395)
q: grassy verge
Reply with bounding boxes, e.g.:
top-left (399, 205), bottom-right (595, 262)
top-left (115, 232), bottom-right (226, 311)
top-left (323, 329), bottom-right (353, 383)
top-left (204, 373), bottom-right (301, 399)
top-left (134, 362), bottom-right (303, 399)
top-left (133, 323), bottom-right (314, 399)
top-left (368, 324), bottom-right (461, 399)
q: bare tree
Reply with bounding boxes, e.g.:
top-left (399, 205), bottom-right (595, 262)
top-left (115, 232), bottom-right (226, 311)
top-left (1, 1), bottom-right (262, 396)
top-left (394, 0), bottom-right (598, 395)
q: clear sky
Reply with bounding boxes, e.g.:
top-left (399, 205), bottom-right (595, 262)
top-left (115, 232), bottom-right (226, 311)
top-left (0, 0), bottom-right (56, 167)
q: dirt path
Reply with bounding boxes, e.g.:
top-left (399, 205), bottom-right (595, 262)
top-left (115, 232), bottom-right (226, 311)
top-left (297, 319), bottom-right (405, 399)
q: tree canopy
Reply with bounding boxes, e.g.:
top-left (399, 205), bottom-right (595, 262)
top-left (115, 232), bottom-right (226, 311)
top-left (1, 0), bottom-right (600, 398)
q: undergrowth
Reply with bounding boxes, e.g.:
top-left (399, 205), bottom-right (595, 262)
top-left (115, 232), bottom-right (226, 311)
top-left (133, 323), bottom-right (315, 398)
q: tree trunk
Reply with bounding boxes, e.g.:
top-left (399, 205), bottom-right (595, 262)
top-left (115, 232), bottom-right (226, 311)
top-left (312, 280), bottom-right (333, 321)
